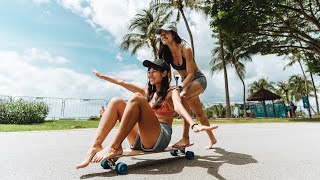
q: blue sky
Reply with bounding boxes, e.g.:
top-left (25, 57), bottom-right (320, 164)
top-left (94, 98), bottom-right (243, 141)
top-left (0, 0), bottom-right (318, 106)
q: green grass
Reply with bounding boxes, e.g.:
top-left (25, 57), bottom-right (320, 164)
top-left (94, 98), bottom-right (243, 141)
top-left (0, 118), bottom-right (319, 132)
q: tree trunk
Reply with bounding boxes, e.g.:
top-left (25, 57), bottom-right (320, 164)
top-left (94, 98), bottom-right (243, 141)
top-left (219, 30), bottom-right (231, 118)
top-left (150, 39), bottom-right (158, 58)
top-left (298, 60), bottom-right (312, 118)
top-left (309, 71), bottom-right (319, 114)
top-left (179, 9), bottom-right (195, 56)
top-left (236, 69), bottom-right (246, 117)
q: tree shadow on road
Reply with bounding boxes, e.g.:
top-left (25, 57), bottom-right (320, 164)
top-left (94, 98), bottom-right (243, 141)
top-left (80, 147), bottom-right (257, 180)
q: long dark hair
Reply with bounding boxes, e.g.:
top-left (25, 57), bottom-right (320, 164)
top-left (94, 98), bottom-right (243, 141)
top-left (158, 30), bottom-right (182, 65)
top-left (147, 66), bottom-right (170, 109)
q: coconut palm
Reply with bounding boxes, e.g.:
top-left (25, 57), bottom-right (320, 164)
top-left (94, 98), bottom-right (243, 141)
top-left (288, 74), bottom-right (313, 102)
top-left (275, 81), bottom-right (290, 101)
top-left (248, 78), bottom-right (275, 95)
top-left (302, 51), bottom-right (319, 114)
top-left (120, 7), bottom-right (172, 58)
top-left (210, 36), bottom-right (253, 117)
top-left (285, 50), bottom-right (320, 114)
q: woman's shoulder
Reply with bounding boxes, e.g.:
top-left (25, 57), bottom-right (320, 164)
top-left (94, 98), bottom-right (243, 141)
top-left (181, 40), bottom-right (192, 56)
top-left (166, 86), bottom-right (179, 98)
top-left (181, 39), bottom-right (191, 49)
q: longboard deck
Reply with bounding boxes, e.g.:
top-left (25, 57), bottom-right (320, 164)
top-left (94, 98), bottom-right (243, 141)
top-left (118, 143), bottom-right (194, 157)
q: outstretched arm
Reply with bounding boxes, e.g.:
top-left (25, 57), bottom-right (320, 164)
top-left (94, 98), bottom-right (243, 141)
top-left (92, 69), bottom-right (146, 95)
top-left (171, 88), bottom-right (218, 132)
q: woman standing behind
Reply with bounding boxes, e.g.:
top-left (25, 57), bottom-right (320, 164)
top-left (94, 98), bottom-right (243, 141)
top-left (157, 24), bottom-right (217, 149)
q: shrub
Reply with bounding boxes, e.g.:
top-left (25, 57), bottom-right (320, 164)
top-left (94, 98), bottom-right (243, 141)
top-left (0, 99), bottom-right (49, 124)
top-left (209, 104), bottom-right (226, 118)
top-left (88, 116), bottom-right (100, 121)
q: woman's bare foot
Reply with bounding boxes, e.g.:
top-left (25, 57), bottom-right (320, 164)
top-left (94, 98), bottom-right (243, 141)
top-left (172, 137), bottom-right (190, 148)
top-left (205, 138), bottom-right (217, 150)
top-left (76, 146), bottom-right (103, 169)
top-left (91, 146), bottom-right (123, 163)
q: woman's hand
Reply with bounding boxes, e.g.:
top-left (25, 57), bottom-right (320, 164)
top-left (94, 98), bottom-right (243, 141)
top-left (192, 124), bottom-right (218, 133)
top-left (92, 68), bottom-right (103, 79)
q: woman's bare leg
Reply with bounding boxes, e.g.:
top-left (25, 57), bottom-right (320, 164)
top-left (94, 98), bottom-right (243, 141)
top-left (76, 97), bottom-right (130, 169)
top-left (173, 81), bottom-right (217, 149)
top-left (91, 93), bottom-right (161, 163)
top-left (188, 96), bottom-right (217, 149)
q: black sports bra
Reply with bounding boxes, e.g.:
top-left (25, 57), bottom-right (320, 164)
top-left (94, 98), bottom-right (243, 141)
top-left (171, 43), bottom-right (187, 70)
top-left (171, 56), bottom-right (186, 70)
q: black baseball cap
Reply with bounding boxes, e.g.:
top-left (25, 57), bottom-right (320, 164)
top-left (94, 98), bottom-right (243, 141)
top-left (143, 59), bottom-right (170, 71)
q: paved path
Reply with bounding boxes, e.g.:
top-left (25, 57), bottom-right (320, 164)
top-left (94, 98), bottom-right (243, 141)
top-left (1, 123), bottom-right (320, 180)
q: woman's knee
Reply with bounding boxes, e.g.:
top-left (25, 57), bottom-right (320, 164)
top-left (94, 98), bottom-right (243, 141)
top-left (128, 93), bottom-right (145, 104)
top-left (180, 91), bottom-right (190, 102)
top-left (108, 97), bottom-right (125, 107)
top-left (180, 88), bottom-right (200, 102)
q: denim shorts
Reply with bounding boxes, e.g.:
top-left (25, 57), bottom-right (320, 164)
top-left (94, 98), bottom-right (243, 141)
top-left (129, 122), bottom-right (172, 152)
top-left (182, 70), bottom-right (207, 91)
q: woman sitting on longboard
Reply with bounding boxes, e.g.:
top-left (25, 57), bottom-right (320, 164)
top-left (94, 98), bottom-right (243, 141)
top-left (76, 59), bottom-right (218, 169)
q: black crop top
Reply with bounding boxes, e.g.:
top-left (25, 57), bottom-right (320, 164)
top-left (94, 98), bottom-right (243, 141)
top-left (171, 43), bottom-right (187, 70)
top-left (171, 56), bottom-right (186, 70)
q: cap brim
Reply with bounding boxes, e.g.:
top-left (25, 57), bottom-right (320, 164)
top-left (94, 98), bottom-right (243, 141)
top-left (142, 60), bottom-right (154, 68)
top-left (155, 27), bottom-right (173, 34)
top-left (155, 28), bottom-right (162, 34)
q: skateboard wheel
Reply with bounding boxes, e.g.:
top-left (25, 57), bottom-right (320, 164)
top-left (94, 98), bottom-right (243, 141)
top-left (170, 150), bottom-right (178, 156)
top-left (100, 160), bottom-right (111, 169)
top-left (115, 162), bottom-right (128, 175)
top-left (185, 151), bottom-right (194, 160)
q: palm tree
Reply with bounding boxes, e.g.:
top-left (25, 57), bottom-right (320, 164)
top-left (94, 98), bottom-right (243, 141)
top-left (120, 7), bottom-right (172, 58)
top-left (285, 50), bottom-right (320, 115)
top-left (276, 81), bottom-right (290, 101)
top-left (288, 74), bottom-right (313, 102)
top-left (151, 0), bottom-right (203, 55)
top-left (210, 35), bottom-right (253, 117)
top-left (248, 78), bottom-right (275, 95)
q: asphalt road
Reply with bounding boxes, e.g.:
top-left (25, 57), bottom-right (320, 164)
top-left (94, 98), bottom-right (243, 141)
top-left (1, 123), bottom-right (320, 180)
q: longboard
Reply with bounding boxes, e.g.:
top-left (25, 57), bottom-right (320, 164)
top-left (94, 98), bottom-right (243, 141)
top-left (100, 143), bottom-right (194, 175)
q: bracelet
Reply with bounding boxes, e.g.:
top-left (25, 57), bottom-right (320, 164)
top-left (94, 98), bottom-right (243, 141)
top-left (191, 123), bottom-right (198, 130)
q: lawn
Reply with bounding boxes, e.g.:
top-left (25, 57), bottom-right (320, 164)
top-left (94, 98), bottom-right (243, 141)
top-left (0, 118), bottom-right (319, 132)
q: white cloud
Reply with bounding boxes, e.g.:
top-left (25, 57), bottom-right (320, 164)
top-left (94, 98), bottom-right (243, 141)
top-left (56, 0), bottom-right (149, 42)
top-left (0, 50), bottom-right (146, 100)
top-left (57, 0), bottom-right (84, 14)
top-left (22, 48), bottom-right (70, 64)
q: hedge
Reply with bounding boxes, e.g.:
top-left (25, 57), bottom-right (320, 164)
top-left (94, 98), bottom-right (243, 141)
top-left (0, 99), bottom-right (49, 124)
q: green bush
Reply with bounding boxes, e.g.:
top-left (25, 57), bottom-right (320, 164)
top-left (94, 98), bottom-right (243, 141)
top-left (88, 116), bottom-right (100, 121)
top-left (0, 99), bottom-right (49, 124)
top-left (207, 104), bottom-right (226, 118)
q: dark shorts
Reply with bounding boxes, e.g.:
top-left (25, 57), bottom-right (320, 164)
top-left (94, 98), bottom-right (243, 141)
top-left (182, 70), bottom-right (207, 91)
top-left (129, 122), bottom-right (172, 152)
top-left (193, 70), bottom-right (207, 90)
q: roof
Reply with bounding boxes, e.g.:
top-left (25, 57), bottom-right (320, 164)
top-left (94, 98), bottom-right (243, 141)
top-left (247, 87), bottom-right (281, 101)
